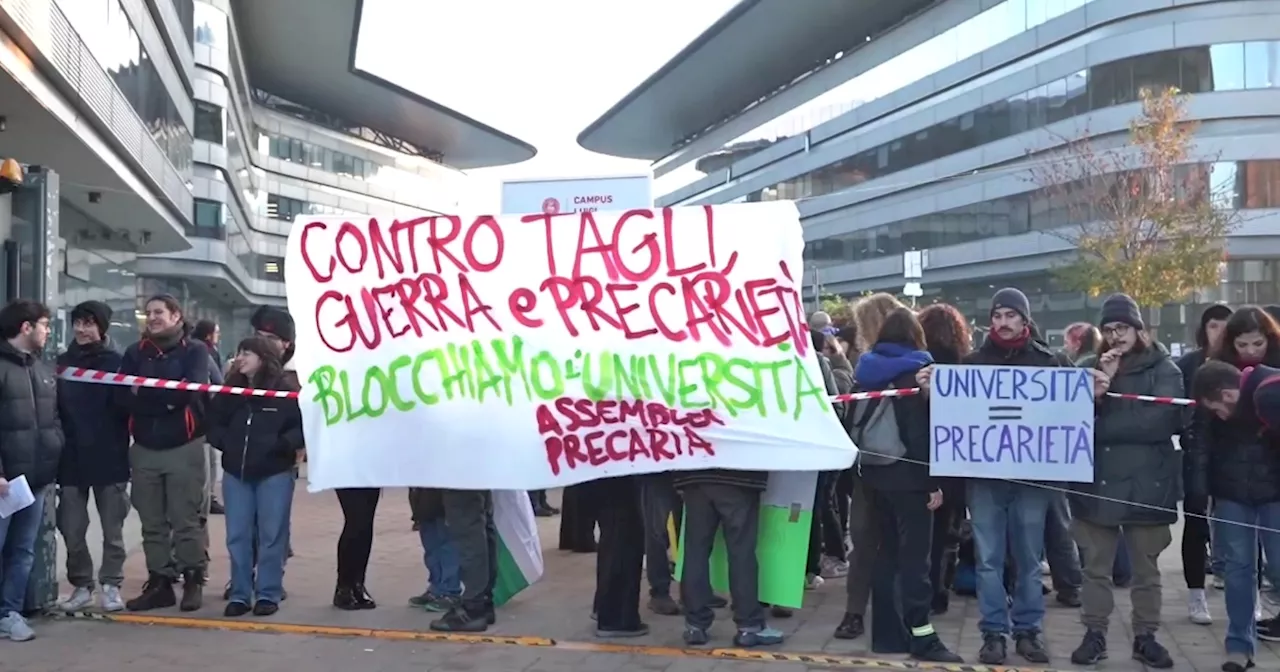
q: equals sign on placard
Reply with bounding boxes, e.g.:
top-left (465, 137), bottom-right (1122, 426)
top-left (989, 405), bottom-right (1023, 421)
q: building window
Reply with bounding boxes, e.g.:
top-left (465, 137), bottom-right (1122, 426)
top-left (194, 102), bottom-right (224, 144)
top-left (61, 0), bottom-right (192, 174)
top-left (266, 194), bottom-right (305, 222)
top-left (171, 0), bottom-right (194, 46)
top-left (263, 131), bottom-right (376, 179)
top-left (191, 198), bottom-right (225, 239)
top-left (262, 256), bottom-right (285, 281)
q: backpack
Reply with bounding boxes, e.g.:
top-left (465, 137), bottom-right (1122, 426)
top-left (848, 387), bottom-right (907, 466)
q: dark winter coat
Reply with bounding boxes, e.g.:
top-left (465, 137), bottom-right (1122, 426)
top-left (205, 374), bottom-right (303, 482)
top-left (55, 338), bottom-right (130, 486)
top-left (120, 332), bottom-right (211, 449)
top-left (1070, 343), bottom-right (1184, 526)
top-left (1187, 362), bottom-right (1280, 505)
top-left (849, 342), bottom-right (936, 492)
top-left (0, 341), bottom-right (63, 489)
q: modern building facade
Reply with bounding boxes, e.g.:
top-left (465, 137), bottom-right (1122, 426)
top-left (0, 0), bottom-right (533, 351)
top-left (580, 0), bottom-right (1280, 346)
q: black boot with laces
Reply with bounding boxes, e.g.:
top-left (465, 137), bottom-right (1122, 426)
top-left (126, 574), bottom-right (176, 612)
top-left (978, 632), bottom-right (1007, 665)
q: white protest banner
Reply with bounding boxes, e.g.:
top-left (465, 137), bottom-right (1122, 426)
top-left (284, 202), bottom-right (855, 491)
top-left (928, 364), bottom-right (1095, 482)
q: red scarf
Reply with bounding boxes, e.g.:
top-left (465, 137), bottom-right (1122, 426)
top-left (989, 326), bottom-right (1031, 351)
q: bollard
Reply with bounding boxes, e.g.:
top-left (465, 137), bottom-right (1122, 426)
top-left (24, 484), bottom-right (59, 614)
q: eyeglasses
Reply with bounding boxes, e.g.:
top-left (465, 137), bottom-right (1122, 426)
top-left (1101, 324), bottom-right (1133, 337)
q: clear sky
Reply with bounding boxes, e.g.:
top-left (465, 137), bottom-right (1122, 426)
top-left (355, 0), bottom-right (739, 209)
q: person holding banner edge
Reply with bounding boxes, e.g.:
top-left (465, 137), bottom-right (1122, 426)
top-left (916, 288), bottom-right (1104, 665)
top-left (1067, 293), bottom-right (1182, 668)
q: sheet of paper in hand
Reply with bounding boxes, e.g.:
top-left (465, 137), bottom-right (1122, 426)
top-left (929, 364), bottom-right (1096, 482)
top-left (284, 202), bottom-right (856, 490)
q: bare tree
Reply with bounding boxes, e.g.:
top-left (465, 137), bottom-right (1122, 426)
top-left (1026, 86), bottom-right (1238, 307)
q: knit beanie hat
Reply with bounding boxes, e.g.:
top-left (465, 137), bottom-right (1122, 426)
top-left (990, 288), bottom-right (1031, 321)
top-left (1099, 293), bottom-right (1144, 330)
top-left (1202, 303), bottom-right (1233, 328)
top-left (70, 300), bottom-right (111, 335)
top-left (250, 305), bottom-right (295, 343)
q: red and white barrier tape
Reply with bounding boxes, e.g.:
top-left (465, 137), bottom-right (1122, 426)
top-left (55, 367), bottom-right (300, 399)
top-left (56, 367), bottom-right (1201, 406)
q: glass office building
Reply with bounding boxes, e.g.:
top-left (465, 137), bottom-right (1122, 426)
top-left (582, 0), bottom-right (1280, 347)
top-left (1, 0), bottom-right (532, 355)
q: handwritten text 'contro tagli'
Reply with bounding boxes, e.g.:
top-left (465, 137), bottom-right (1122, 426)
top-left (307, 338), bottom-right (828, 427)
top-left (295, 208), bottom-right (809, 355)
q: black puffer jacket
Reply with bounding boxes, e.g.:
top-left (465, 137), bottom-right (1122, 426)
top-left (1187, 358), bottom-right (1280, 505)
top-left (120, 331), bottom-right (211, 449)
top-left (56, 338), bottom-right (130, 486)
top-left (0, 341), bottom-right (63, 488)
top-left (206, 374), bottom-right (303, 482)
top-left (1071, 343), bottom-right (1184, 526)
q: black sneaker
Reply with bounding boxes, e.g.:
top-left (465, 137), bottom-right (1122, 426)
top-left (833, 613), bottom-right (864, 640)
top-left (429, 605), bottom-right (488, 632)
top-left (1258, 616), bottom-right (1280, 642)
top-left (978, 632), bottom-right (1007, 665)
top-left (209, 498), bottom-right (225, 515)
top-left (223, 601), bottom-right (250, 617)
top-left (1014, 631), bottom-right (1050, 664)
top-left (911, 635), bottom-right (963, 663)
top-left (683, 625), bottom-right (710, 646)
top-left (1056, 590), bottom-right (1081, 608)
top-left (252, 600), bottom-right (279, 616)
top-left (126, 574), bottom-right (176, 612)
top-left (647, 595), bottom-right (681, 615)
top-left (1071, 629), bottom-right (1108, 665)
top-left (1133, 634), bottom-right (1173, 669)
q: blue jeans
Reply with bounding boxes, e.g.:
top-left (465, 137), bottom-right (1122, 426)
top-left (418, 518), bottom-right (461, 596)
top-left (223, 471), bottom-right (294, 604)
top-left (1214, 500), bottom-right (1280, 657)
top-left (0, 494), bottom-right (44, 614)
top-left (968, 480), bottom-right (1052, 634)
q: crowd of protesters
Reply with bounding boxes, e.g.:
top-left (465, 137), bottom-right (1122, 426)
top-left (0, 290), bottom-right (1275, 672)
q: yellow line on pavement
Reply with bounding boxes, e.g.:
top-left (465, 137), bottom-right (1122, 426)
top-left (56, 610), bottom-right (1073, 672)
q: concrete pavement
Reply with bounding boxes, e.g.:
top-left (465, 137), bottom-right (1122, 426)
top-left (25, 481), bottom-right (1280, 671)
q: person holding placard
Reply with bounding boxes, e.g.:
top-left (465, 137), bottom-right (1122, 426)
top-left (0, 300), bottom-right (61, 642)
top-left (916, 288), bottom-right (1075, 665)
top-left (1186, 307), bottom-right (1280, 671)
top-left (1066, 294), bottom-right (1181, 668)
top-left (843, 308), bottom-right (961, 663)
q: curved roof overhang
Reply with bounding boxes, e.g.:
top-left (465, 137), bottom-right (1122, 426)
top-left (229, 0), bottom-right (536, 170)
top-left (577, 0), bottom-right (935, 161)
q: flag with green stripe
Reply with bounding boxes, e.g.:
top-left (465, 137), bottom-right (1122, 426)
top-left (491, 490), bottom-right (544, 605)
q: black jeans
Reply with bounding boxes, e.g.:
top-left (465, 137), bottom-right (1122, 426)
top-left (1183, 496), bottom-right (1211, 589)
top-left (335, 488), bottom-right (380, 586)
top-left (559, 484), bottom-right (597, 552)
top-left (640, 474), bottom-right (681, 597)
top-left (869, 487), bottom-right (935, 655)
top-left (680, 482), bottom-right (765, 631)
top-left (441, 489), bottom-right (493, 613)
top-left (929, 499), bottom-right (962, 598)
top-left (808, 471), bottom-right (840, 574)
top-left (592, 476), bottom-right (645, 631)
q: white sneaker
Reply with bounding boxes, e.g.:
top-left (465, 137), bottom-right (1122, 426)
top-left (1040, 560), bottom-right (1052, 576)
top-left (0, 612), bottom-right (35, 641)
top-left (101, 585), bottom-right (125, 612)
top-left (819, 556), bottom-right (849, 579)
top-left (1213, 574), bottom-right (1225, 590)
top-left (1256, 590), bottom-right (1264, 621)
top-left (805, 574), bottom-right (824, 591)
top-left (58, 586), bottom-right (94, 612)
top-left (1188, 589), bottom-right (1212, 625)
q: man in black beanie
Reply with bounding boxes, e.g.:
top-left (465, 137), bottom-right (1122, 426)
top-left (250, 306), bottom-right (298, 388)
top-left (55, 301), bottom-right (131, 613)
top-left (918, 287), bottom-right (1080, 665)
top-left (1175, 303), bottom-right (1232, 618)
